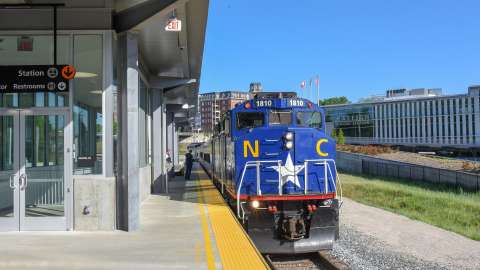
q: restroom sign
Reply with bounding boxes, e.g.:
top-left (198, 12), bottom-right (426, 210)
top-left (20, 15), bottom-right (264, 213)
top-left (165, 18), bottom-right (182, 32)
top-left (0, 65), bottom-right (71, 93)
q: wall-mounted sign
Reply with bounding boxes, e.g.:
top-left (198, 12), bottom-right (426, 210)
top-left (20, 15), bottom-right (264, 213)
top-left (165, 18), bottom-right (182, 32)
top-left (0, 65), bottom-right (73, 93)
top-left (17, 36), bottom-right (33, 52)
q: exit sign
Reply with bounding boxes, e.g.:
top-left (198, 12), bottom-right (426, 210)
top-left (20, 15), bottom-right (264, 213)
top-left (165, 18), bottom-right (182, 32)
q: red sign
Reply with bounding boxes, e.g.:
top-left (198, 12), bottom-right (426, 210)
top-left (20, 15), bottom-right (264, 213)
top-left (61, 66), bottom-right (76, 80)
top-left (165, 18), bottom-right (182, 32)
top-left (17, 37), bottom-right (33, 51)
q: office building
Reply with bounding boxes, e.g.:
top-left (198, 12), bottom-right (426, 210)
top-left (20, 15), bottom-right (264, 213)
top-left (325, 86), bottom-right (480, 150)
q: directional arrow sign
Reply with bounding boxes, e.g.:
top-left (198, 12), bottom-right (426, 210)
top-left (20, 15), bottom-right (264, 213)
top-left (61, 65), bottom-right (76, 80)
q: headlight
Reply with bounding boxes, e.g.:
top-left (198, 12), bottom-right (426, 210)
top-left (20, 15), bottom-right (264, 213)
top-left (285, 141), bottom-right (293, 149)
top-left (284, 132), bottom-right (293, 141)
top-left (322, 199), bottom-right (333, 206)
top-left (251, 200), bottom-right (260, 208)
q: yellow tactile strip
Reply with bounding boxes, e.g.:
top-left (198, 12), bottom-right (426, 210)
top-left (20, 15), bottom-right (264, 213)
top-left (196, 177), bottom-right (217, 270)
top-left (194, 169), bottom-right (269, 270)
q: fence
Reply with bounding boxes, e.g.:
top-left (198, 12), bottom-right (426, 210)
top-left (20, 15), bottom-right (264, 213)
top-left (337, 151), bottom-right (480, 191)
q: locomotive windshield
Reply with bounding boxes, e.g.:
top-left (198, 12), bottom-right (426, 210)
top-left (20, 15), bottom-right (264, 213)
top-left (269, 110), bottom-right (292, 126)
top-left (237, 112), bottom-right (264, 129)
top-left (296, 111), bottom-right (323, 129)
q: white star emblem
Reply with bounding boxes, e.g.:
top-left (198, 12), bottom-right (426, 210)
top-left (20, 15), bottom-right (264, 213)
top-left (269, 153), bottom-right (305, 187)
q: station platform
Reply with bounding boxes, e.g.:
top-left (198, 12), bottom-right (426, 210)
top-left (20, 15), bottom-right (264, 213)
top-left (0, 163), bottom-right (268, 270)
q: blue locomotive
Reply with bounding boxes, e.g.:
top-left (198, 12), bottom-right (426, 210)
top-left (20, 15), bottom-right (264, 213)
top-left (196, 92), bottom-right (341, 254)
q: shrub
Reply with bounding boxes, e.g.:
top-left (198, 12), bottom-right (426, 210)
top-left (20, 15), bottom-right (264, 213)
top-left (337, 129), bottom-right (345, 145)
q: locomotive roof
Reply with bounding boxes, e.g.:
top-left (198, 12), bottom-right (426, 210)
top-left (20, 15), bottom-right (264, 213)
top-left (253, 92), bottom-right (297, 99)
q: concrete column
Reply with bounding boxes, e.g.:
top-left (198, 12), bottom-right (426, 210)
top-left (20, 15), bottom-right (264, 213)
top-left (426, 101), bottom-right (431, 144)
top-left (475, 96), bottom-right (480, 145)
top-left (379, 105), bottom-right (383, 140)
top-left (463, 98), bottom-right (466, 145)
top-left (166, 112), bottom-right (176, 175)
top-left (420, 101), bottom-right (426, 144)
top-left (152, 89), bottom-right (167, 193)
top-left (388, 104), bottom-right (393, 143)
top-left (406, 102), bottom-right (411, 144)
top-left (439, 100), bottom-right (443, 144)
top-left (374, 105), bottom-right (378, 139)
top-left (415, 102), bottom-right (420, 143)
top-left (443, 100), bottom-right (448, 145)
top-left (432, 100), bottom-right (437, 145)
top-left (455, 98), bottom-right (462, 144)
top-left (116, 32), bottom-right (140, 231)
top-left (384, 104), bottom-right (387, 142)
top-left (468, 98), bottom-right (473, 145)
top-left (392, 103), bottom-right (397, 141)
top-left (450, 99), bottom-right (454, 145)
top-left (402, 103), bottom-right (406, 143)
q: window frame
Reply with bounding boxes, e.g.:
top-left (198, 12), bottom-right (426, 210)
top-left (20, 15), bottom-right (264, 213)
top-left (268, 110), bottom-right (292, 126)
top-left (236, 111), bottom-right (265, 130)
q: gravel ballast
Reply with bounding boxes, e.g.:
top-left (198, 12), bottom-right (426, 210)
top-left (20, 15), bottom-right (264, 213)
top-left (332, 224), bottom-right (448, 270)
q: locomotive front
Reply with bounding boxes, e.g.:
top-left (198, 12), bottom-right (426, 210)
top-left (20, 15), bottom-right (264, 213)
top-left (231, 93), bottom-right (340, 254)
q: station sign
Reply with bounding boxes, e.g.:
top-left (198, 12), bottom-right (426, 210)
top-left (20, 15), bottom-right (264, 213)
top-left (0, 65), bottom-right (74, 93)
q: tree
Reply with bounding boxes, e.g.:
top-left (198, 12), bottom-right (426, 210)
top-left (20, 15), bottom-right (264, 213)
top-left (330, 128), bottom-right (337, 141)
top-left (319, 96), bottom-right (350, 106)
top-left (337, 129), bottom-right (345, 145)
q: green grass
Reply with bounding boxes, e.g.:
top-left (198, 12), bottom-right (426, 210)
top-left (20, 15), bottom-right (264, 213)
top-left (339, 173), bottom-right (480, 241)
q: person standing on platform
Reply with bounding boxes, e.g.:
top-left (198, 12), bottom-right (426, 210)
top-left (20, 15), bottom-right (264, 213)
top-left (185, 150), bottom-right (194, 180)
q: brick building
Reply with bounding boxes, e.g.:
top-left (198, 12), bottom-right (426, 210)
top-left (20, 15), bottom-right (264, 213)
top-left (199, 91), bottom-right (251, 132)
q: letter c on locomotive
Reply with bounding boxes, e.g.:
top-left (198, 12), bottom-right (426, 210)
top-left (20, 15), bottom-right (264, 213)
top-left (316, 139), bottom-right (329, 157)
top-left (243, 140), bottom-right (259, 158)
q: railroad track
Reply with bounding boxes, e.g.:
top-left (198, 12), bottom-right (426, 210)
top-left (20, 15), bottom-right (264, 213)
top-left (264, 251), bottom-right (350, 270)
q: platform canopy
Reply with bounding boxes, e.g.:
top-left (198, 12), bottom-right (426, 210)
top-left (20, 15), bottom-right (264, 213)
top-left (0, 0), bottom-right (208, 118)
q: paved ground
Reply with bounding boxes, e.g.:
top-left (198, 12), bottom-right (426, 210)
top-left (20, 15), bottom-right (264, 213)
top-left (0, 171), bottom-right (223, 270)
top-left (336, 198), bottom-right (480, 270)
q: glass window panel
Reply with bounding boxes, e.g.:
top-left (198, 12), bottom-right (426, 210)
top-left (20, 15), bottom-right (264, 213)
top-left (237, 112), bottom-right (264, 129)
top-left (0, 116), bottom-right (15, 217)
top-left (296, 111), bottom-right (323, 129)
top-left (25, 115), bottom-right (65, 217)
top-left (73, 35), bottom-right (103, 175)
top-left (269, 110), bottom-right (292, 126)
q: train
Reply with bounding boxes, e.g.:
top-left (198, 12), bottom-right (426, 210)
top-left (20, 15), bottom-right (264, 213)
top-left (193, 92), bottom-right (341, 254)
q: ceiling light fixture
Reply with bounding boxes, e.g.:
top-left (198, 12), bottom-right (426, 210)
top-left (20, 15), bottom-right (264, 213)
top-left (75, 72), bottom-right (98, 78)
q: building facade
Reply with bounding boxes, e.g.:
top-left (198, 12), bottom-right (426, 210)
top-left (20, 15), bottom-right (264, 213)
top-left (0, 0), bottom-right (208, 232)
top-left (325, 86), bottom-right (480, 150)
top-left (199, 91), bottom-right (250, 132)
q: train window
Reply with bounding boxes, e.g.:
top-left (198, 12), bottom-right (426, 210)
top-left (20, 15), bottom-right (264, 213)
top-left (237, 112), bottom-right (264, 129)
top-left (296, 111), bottom-right (323, 129)
top-left (269, 110), bottom-right (292, 125)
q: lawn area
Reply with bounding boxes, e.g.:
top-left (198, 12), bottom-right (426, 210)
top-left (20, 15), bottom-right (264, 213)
top-left (339, 173), bottom-right (480, 241)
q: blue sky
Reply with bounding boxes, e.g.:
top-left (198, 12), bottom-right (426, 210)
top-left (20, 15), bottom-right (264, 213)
top-left (199, 0), bottom-right (480, 102)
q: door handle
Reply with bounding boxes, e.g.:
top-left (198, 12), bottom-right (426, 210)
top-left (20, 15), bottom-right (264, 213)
top-left (19, 174), bottom-right (27, 190)
top-left (23, 174), bottom-right (28, 189)
top-left (9, 175), bottom-right (16, 189)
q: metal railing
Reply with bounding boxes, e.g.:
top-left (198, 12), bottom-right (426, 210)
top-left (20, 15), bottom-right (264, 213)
top-left (236, 159), bottom-right (341, 221)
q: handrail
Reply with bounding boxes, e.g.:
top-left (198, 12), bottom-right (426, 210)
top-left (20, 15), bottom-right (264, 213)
top-left (236, 159), bottom-right (341, 220)
top-left (237, 160), bottom-right (282, 219)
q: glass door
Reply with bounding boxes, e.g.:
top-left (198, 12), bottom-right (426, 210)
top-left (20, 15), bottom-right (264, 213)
top-left (20, 109), bottom-right (70, 231)
top-left (0, 110), bottom-right (19, 231)
top-left (0, 108), bottom-right (70, 231)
